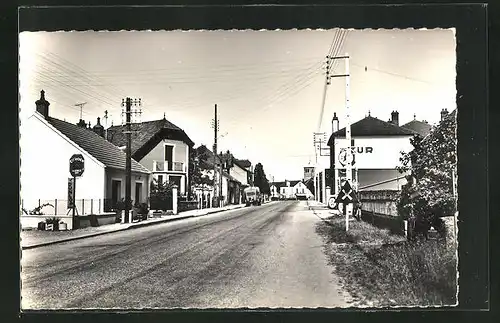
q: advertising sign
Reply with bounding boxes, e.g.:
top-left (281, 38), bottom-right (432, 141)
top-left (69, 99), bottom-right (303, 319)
top-left (67, 178), bottom-right (75, 209)
top-left (69, 154), bottom-right (85, 177)
top-left (334, 137), bottom-right (413, 169)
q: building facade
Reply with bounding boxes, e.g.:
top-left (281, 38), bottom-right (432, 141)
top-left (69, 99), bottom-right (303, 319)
top-left (327, 111), bottom-right (432, 195)
top-left (107, 116), bottom-right (195, 195)
top-left (21, 91), bottom-right (151, 229)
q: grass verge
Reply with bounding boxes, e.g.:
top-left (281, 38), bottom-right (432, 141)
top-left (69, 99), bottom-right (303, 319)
top-left (316, 216), bottom-right (457, 307)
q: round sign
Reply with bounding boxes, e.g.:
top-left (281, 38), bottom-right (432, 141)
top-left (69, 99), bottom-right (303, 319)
top-left (69, 154), bottom-right (85, 177)
top-left (338, 148), bottom-right (355, 167)
top-left (328, 196), bottom-right (337, 209)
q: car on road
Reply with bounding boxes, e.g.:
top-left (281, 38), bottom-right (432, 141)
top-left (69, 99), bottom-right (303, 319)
top-left (243, 186), bottom-right (262, 206)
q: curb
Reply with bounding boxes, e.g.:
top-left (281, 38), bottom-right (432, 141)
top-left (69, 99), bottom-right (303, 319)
top-left (22, 205), bottom-right (246, 250)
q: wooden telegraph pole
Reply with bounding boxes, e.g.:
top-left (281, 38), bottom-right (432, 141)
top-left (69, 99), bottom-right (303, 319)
top-left (212, 104), bottom-right (219, 207)
top-left (121, 97), bottom-right (142, 223)
top-left (344, 53), bottom-right (353, 231)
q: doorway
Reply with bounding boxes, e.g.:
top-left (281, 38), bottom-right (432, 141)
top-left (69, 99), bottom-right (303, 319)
top-left (135, 182), bottom-right (143, 205)
top-left (111, 180), bottom-right (121, 209)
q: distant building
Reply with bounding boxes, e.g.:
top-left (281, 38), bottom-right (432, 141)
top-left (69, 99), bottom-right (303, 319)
top-left (107, 115), bottom-right (194, 195)
top-left (293, 181), bottom-right (314, 200)
top-left (21, 91), bottom-right (151, 229)
top-left (400, 114), bottom-right (434, 137)
top-left (303, 166), bottom-right (315, 182)
top-left (192, 146), bottom-right (252, 206)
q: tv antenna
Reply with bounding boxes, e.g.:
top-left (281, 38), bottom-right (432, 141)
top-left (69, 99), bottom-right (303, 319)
top-left (75, 102), bottom-right (87, 119)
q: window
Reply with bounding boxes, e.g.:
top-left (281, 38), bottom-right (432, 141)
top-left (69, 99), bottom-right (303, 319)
top-left (165, 145), bottom-right (174, 170)
top-left (157, 175), bottom-right (163, 184)
top-left (111, 180), bottom-right (122, 208)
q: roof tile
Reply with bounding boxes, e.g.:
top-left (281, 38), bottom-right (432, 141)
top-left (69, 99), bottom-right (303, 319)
top-left (328, 115), bottom-right (415, 145)
top-left (47, 117), bottom-right (150, 174)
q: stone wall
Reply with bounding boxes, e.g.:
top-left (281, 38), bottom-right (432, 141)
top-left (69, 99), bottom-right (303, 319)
top-left (359, 190), bottom-right (400, 216)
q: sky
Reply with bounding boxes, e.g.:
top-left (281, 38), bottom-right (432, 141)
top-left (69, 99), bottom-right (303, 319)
top-left (19, 29), bottom-right (456, 182)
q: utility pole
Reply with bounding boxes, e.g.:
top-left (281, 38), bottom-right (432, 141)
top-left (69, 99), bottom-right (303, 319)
top-left (212, 104), bottom-right (219, 207)
top-left (327, 53), bottom-right (352, 231)
top-left (344, 53), bottom-right (353, 231)
top-left (313, 55), bottom-right (333, 204)
top-left (219, 152), bottom-right (223, 207)
top-left (121, 97), bottom-right (142, 223)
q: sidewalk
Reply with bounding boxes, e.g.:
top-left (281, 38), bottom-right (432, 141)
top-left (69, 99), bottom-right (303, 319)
top-left (21, 204), bottom-right (246, 250)
top-left (306, 200), bottom-right (342, 219)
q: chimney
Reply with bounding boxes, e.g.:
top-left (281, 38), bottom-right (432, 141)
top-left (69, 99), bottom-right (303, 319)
top-left (332, 112), bottom-right (339, 133)
top-left (391, 110), bottom-right (399, 126)
top-left (92, 117), bottom-right (105, 137)
top-left (35, 90), bottom-right (50, 119)
top-left (440, 108), bottom-right (449, 121)
top-left (76, 119), bottom-right (87, 128)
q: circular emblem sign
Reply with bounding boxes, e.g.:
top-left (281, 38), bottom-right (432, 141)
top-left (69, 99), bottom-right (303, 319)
top-left (338, 148), bottom-right (355, 167)
top-left (69, 154), bottom-right (85, 177)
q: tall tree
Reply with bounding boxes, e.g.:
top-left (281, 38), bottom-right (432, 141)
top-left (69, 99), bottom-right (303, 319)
top-left (189, 145), bottom-right (215, 195)
top-left (253, 163), bottom-right (271, 195)
top-left (397, 112), bottom-right (457, 222)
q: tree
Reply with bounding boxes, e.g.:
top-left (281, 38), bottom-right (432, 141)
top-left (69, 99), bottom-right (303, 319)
top-left (188, 145), bottom-right (214, 196)
top-left (253, 163), bottom-right (271, 195)
top-left (397, 113), bottom-right (457, 238)
top-left (149, 178), bottom-right (174, 211)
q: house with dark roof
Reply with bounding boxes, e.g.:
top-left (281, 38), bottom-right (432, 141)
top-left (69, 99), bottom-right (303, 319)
top-left (20, 91), bottom-right (151, 229)
top-left (270, 180), bottom-right (304, 199)
top-left (106, 114), bottom-right (195, 196)
top-left (327, 111), bottom-right (417, 194)
top-left (400, 115), bottom-right (434, 137)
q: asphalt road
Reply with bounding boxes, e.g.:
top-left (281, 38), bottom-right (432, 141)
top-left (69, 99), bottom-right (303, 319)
top-left (21, 201), bottom-right (352, 309)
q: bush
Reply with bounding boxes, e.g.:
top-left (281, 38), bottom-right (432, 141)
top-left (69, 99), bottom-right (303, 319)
top-left (134, 202), bottom-right (149, 221)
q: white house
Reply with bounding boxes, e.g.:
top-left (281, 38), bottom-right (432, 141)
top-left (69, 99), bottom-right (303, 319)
top-left (107, 115), bottom-right (195, 195)
top-left (271, 180), bottom-right (300, 199)
top-left (327, 111), bottom-right (430, 194)
top-left (293, 181), bottom-right (314, 199)
top-left (20, 91), bottom-right (151, 229)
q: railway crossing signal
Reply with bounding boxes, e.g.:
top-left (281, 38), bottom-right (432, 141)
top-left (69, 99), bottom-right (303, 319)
top-left (335, 180), bottom-right (358, 205)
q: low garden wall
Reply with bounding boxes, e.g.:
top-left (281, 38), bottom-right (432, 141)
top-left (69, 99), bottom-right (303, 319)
top-left (21, 215), bottom-right (74, 230)
top-left (76, 213), bottom-right (117, 229)
top-left (21, 213), bottom-right (118, 231)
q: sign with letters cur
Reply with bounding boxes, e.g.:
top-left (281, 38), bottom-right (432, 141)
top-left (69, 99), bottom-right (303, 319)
top-left (335, 137), bottom-right (413, 169)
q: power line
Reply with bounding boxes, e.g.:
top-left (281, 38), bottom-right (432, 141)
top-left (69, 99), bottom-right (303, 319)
top-left (36, 54), bottom-right (120, 103)
top-left (69, 56), bottom-right (326, 76)
top-left (351, 63), bottom-right (443, 85)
